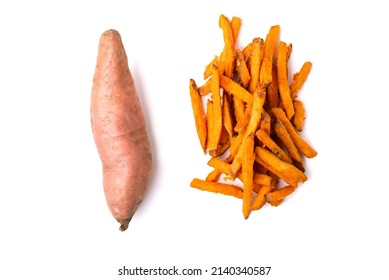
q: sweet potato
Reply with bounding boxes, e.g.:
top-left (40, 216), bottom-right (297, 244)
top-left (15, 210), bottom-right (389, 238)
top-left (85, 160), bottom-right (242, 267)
top-left (90, 29), bottom-right (152, 231)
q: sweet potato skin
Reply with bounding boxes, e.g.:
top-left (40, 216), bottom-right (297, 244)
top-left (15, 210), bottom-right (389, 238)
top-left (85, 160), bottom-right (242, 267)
top-left (91, 29), bottom-right (152, 231)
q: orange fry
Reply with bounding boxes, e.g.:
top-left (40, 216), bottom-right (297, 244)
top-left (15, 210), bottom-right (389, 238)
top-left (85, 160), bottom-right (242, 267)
top-left (190, 178), bottom-right (243, 199)
top-left (256, 129), bottom-right (292, 164)
top-left (292, 99), bottom-right (305, 131)
top-left (255, 147), bottom-right (307, 187)
top-left (290, 61), bottom-right (312, 99)
top-left (242, 133), bottom-right (255, 219)
top-left (273, 119), bottom-right (302, 164)
top-left (219, 14), bottom-right (235, 78)
top-left (220, 75), bottom-right (253, 103)
top-left (248, 37), bottom-right (264, 93)
top-left (266, 185), bottom-right (295, 202)
top-left (277, 41), bottom-right (294, 119)
top-left (272, 107), bottom-right (317, 158)
top-left (260, 25), bottom-right (280, 88)
top-left (189, 79), bottom-right (207, 152)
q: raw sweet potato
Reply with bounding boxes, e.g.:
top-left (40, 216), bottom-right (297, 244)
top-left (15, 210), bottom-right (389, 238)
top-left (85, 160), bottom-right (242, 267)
top-left (90, 29), bottom-right (152, 231)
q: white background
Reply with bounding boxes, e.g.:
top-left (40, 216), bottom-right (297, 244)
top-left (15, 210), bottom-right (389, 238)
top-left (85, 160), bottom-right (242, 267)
top-left (1, 0), bottom-right (388, 279)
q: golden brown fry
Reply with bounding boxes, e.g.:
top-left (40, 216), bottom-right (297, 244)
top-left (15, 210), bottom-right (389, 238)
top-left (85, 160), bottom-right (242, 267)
top-left (219, 14), bottom-right (235, 78)
top-left (208, 65), bottom-right (223, 156)
top-left (292, 99), bottom-right (305, 131)
top-left (272, 107), bottom-right (317, 158)
top-left (277, 41), bottom-right (294, 119)
top-left (190, 178), bottom-right (243, 199)
top-left (220, 75), bottom-right (253, 103)
top-left (256, 129), bottom-right (293, 164)
top-left (290, 61), bottom-right (312, 99)
top-left (189, 79), bottom-right (207, 152)
top-left (273, 119), bottom-right (302, 164)
top-left (242, 133), bottom-right (255, 219)
top-left (236, 49), bottom-right (251, 88)
top-left (248, 37), bottom-right (264, 94)
top-left (255, 147), bottom-right (307, 187)
top-left (260, 25), bottom-right (280, 88)
top-left (266, 185), bottom-right (295, 201)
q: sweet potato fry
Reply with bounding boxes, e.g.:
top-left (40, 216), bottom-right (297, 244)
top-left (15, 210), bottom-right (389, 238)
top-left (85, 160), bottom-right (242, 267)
top-left (222, 94), bottom-right (234, 137)
top-left (251, 185), bottom-right (273, 210)
top-left (273, 119), bottom-right (302, 164)
top-left (260, 25), bottom-right (280, 88)
top-left (204, 56), bottom-right (219, 80)
top-left (208, 65), bottom-right (223, 156)
top-left (271, 107), bottom-right (317, 158)
top-left (231, 16), bottom-right (241, 43)
top-left (219, 14), bottom-right (235, 78)
top-left (190, 178), bottom-right (243, 199)
top-left (256, 129), bottom-right (292, 163)
top-left (266, 65), bottom-right (280, 108)
top-left (236, 49), bottom-right (251, 88)
top-left (248, 38), bottom-right (264, 94)
top-left (292, 99), bottom-right (305, 131)
top-left (290, 61), bottom-right (312, 99)
top-left (189, 79), bottom-right (207, 152)
top-left (255, 147), bottom-right (307, 187)
top-left (206, 169), bottom-right (222, 182)
top-left (277, 41), bottom-right (294, 119)
top-left (242, 133), bottom-right (255, 219)
top-left (266, 185), bottom-right (295, 201)
top-left (220, 75), bottom-right (252, 103)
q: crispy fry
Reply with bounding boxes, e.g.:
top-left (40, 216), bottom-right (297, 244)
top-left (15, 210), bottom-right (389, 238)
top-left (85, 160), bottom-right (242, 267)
top-left (260, 25), bottom-right (280, 88)
top-left (259, 110), bottom-right (272, 135)
top-left (266, 65), bottom-right (279, 108)
top-left (290, 61), bottom-right (312, 99)
top-left (190, 178), bottom-right (243, 199)
top-left (251, 185), bottom-right (273, 210)
top-left (204, 56), bottom-right (219, 80)
top-left (222, 94), bottom-right (234, 137)
top-left (219, 14), bottom-right (235, 78)
top-left (242, 41), bottom-right (252, 59)
top-left (292, 99), bottom-right (305, 131)
top-left (254, 173), bottom-right (272, 187)
top-left (273, 119), bottom-right (302, 164)
top-left (207, 157), bottom-right (232, 175)
top-left (206, 169), bottom-right (221, 182)
top-left (277, 41), bottom-right (294, 119)
top-left (233, 95), bottom-right (247, 133)
top-left (248, 38), bottom-right (264, 94)
top-left (256, 129), bottom-right (292, 163)
top-left (206, 99), bottom-right (214, 150)
top-left (242, 133), bottom-right (255, 218)
top-left (208, 65), bottom-right (223, 155)
top-left (255, 147), bottom-right (307, 187)
top-left (272, 107), bottom-right (317, 158)
top-left (266, 185), bottom-right (295, 202)
top-left (236, 49), bottom-right (251, 88)
top-left (189, 79), bottom-right (207, 152)
top-left (220, 75), bottom-right (253, 103)
top-left (231, 16), bottom-right (242, 43)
